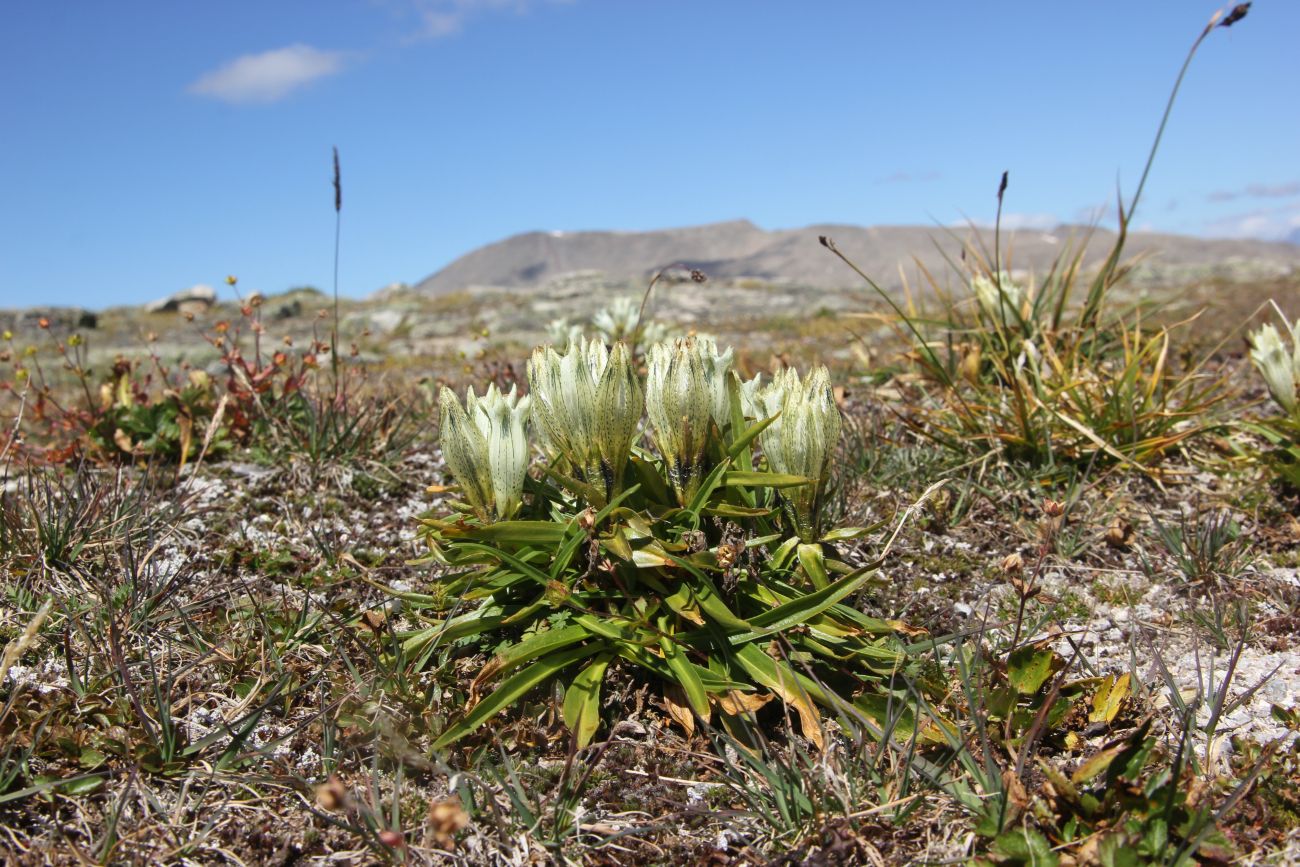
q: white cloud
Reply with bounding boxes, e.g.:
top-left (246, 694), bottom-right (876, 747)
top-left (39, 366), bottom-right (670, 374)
top-left (967, 212), bottom-right (1060, 231)
top-left (189, 45), bottom-right (348, 104)
top-left (398, 0), bottom-right (573, 40)
top-left (1205, 180), bottom-right (1300, 204)
top-left (1202, 202), bottom-right (1300, 241)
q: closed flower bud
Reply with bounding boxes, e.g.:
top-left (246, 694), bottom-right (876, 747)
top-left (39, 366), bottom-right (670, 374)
top-left (592, 296), bottom-right (668, 345)
top-left (439, 383), bottom-right (531, 521)
top-left (755, 365), bottom-right (842, 541)
top-left (972, 272), bottom-right (1028, 327)
top-left (545, 317), bottom-right (583, 349)
top-left (739, 372), bottom-right (764, 420)
top-left (646, 337), bottom-right (718, 501)
top-left (528, 337), bottom-right (641, 503)
top-left (1249, 322), bottom-right (1298, 414)
top-left (593, 341), bottom-right (643, 496)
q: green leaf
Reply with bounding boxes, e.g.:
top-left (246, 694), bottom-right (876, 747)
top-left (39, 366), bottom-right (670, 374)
top-left (769, 536), bottom-right (800, 570)
top-left (660, 623), bottom-right (710, 718)
top-left (457, 544), bottom-right (554, 591)
top-left (797, 543), bottom-right (830, 590)
top-left (1007, 645), bottom-right (1060, 695)
top-left (991, 826), bottom-right (1058, 866)
top-left (400, 603), bottom-right (512, 655)
top-left (818, 525), bottom-right (879, 542)
top-left (57, 774), bottom-right (106, 796)
top-left (573, 613), bottom-right (642, 643)
top-left (703, 503), bottom-right (774, 518)
top-left (562, 654), bottom-right (612, 747)
top-left (485, 624), bottom-right (592, 680)
top-left (600, 528), bottom-right (634, 561)
top-left (541, 466), bottom-right (605, 506)
top-left (1073, 742), bottom-right (1126, 786)
top-left (549, 523), bottom-right (589, 579)
top-left (630, 455), bottom-right (673, 505)
top-left (728, 412), bottom-right (778, 458)
top-left (662, 553), bottom-right (754, 631)
top-left (728, 562), bottom-right (879, 643)
top-left (1098, 832), bottom-right (1139, 867)
top-left (632, 544), bottom-right (674, 568)
top-left (721, 471), bottom-right (813, 489)
top-left (78, 747), bottom-right (107, 770)
top-left (433, 643), bottom-right (601, 749)
top-left (1089, 673), bottom-right (1130, 725)
top-left (458, 521), bottom-right (568, 545)
top-left (853, 693), bottom-right (953, 745)
top-left (732, 643), bottom-right (830, 707)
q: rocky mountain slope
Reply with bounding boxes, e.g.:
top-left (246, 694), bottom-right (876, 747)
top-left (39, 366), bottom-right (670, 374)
top-left (410, 219), bottom-right (1300, 296)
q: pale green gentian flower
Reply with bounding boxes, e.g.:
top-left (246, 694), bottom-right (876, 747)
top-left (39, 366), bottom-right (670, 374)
top-left (754, 366), bottom-right (841, 541)
top-left (972, 272), bottom-right (1028, 327)
top-left (528, 337), bottom-right (643, 503)
top-left (439, 383), bottom-right (532, 520)
top-left (1249, 323), bottom-right (1298, 414)
top-left (646, 337), bottom-right (718, 501)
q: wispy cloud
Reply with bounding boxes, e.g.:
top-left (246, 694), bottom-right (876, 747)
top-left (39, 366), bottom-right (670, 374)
top-left (189, 45), bottom-right (349, 104)
top-left (875, 170), bottom-right (941, 185)
top-left (960, 212), bottom-right (1063, 233)
top-left (398, 0), bottom-right (574, 40)
top-left (1206, 180), bottom-right (1300, 204)
top-left (1202, 201), bottom-right (1300, 241)
top-left (996, 212), bottom-right (1059, 231)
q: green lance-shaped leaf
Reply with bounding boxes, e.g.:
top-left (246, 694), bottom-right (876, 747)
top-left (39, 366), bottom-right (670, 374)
top-left (659, 617), bottom-right (710, 718)
top-left (727, 559), bottom-right (881, 644)
top-left (563, 653), bottom-right (613, 747)
top-left (452, 521), bottom-right (568, 546)
top-left (433, 643), bottom-right (602, 750)
top-left (797, 542), bottom-right (830, 590)
top-left (480, 624), bottom-right (592, 683)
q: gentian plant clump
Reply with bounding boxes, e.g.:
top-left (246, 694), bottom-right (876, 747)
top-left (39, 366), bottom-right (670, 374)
top-left (404, 336), bottom-right (938, 750)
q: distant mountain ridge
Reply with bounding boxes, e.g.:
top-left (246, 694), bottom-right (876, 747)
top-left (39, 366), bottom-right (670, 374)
top-left (409, 220), bottom-right (1300, 296)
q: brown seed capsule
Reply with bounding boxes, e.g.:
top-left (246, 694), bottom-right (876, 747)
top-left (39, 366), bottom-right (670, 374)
top-left (1043, 499), bottom-right (1065, 518)
top-left (1105, 519), bottom-right (1134, 550)
top-left (315, 776), bottom-right (347, 811)
top-left (360, 609), bottom-right (386, 634)
top-left (1001, 552), bottom-right (1024, 575)
top-left (428, 796), bottom-right (470, 849)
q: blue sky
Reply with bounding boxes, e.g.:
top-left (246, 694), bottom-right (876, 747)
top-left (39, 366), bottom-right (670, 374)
top-left (2, 1), bottom-right (1296, 308)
